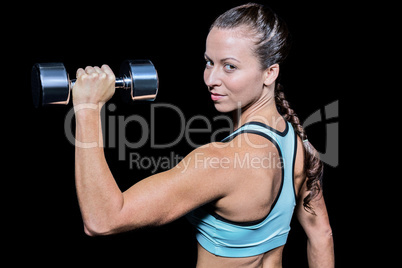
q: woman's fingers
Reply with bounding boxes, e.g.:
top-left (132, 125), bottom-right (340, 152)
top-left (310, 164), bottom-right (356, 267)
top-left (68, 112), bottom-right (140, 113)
top-left (101, 64), bottom-right (115, 77)
top-left (76, 68), bottom-right (86, 78)
top-left (73, 64), bottom-right (116, 106)
top-left (85, 66), bottom-right (97, 75)
top-left (93, 66), bottom-right (103, 74)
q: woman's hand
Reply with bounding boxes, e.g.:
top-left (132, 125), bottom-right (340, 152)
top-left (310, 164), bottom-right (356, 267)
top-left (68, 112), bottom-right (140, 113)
top-left (73, 64), bottom-right (116, 107)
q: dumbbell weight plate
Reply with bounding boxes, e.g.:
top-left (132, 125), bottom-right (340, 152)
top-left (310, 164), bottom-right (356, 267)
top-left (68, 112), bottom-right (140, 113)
top-left (119, 60), bottom-right (158, 103)
top-left (31, 63), bottom-right (70, 108)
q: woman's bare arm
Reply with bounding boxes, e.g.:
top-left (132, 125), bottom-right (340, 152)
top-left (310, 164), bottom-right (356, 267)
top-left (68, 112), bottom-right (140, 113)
top-left (296, 181), bottom-right (335, 268)
top-left (76, 117), bottom-right (231, 236)
top-left (73, 65), bottom-right (235, 236)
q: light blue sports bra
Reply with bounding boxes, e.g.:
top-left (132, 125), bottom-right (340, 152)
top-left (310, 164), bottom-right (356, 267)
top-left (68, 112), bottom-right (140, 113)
top-left (186, 121), bottom-right (298, 257)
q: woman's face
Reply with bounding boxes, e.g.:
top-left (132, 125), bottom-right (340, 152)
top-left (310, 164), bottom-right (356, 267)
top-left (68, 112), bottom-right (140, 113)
top-left (204, 26), bottom-right (267, 113)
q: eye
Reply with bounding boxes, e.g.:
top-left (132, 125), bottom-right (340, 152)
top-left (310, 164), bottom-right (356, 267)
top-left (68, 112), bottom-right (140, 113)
top-left (224, 64), bottom-right (237, 72)
top-left (205, 60), bottom-right (213, 69)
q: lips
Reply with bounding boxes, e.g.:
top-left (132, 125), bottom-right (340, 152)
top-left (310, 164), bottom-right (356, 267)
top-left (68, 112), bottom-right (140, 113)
top-left (210, 92), bottom-right (226, 101)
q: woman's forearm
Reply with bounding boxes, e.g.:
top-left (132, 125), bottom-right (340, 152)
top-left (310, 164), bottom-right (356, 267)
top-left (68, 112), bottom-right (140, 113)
top-left (307, 230), bottom-right (335, 268)
top-left (75, 107), bottom-right (124, 235)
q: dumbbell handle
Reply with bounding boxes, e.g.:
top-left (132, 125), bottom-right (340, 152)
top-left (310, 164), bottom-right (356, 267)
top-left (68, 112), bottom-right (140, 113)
top-left (69, 76), bottom-right (132, 90)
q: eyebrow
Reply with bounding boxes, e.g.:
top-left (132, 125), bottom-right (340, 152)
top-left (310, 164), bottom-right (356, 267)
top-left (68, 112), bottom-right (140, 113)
top-left (204, 53), bottom-right (241, 63)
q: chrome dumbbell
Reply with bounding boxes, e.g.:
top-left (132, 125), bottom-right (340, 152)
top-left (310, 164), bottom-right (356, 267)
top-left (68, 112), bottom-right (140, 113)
top-left (31, 60), bottom-right (159, 107)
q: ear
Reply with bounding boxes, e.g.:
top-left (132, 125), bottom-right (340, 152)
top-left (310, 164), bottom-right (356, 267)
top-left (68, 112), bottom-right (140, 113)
top-left (263, 64), bottom-right (280, 87)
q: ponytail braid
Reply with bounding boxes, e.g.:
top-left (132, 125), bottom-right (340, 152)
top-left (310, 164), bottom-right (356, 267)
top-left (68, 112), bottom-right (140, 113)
top-left (275, 83), bottom-right (324, 215)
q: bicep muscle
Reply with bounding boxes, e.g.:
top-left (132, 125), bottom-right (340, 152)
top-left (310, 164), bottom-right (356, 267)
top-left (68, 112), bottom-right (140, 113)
top-left (114, 145), bottom-right (231, 231)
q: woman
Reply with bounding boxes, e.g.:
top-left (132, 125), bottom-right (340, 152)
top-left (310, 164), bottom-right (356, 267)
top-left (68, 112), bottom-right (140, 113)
top-left (73, 3), bottom-right (334, 267)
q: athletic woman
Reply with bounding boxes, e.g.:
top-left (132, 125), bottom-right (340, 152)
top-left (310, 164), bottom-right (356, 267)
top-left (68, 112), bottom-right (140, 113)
top-left (73, 3), bottom-right (334, 267)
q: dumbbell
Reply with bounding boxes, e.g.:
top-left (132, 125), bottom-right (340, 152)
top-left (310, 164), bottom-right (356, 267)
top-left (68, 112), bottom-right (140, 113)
top-left (31, 60), bottom-right (159, 108)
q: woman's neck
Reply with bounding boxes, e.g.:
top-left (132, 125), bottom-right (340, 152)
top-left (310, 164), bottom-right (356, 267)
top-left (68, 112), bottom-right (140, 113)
top-left (232, 87), bottom-right (282, 130)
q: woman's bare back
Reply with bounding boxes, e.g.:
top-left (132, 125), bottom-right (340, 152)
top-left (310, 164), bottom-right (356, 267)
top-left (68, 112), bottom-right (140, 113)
top-left (196, 243), bottom-right (284, 268)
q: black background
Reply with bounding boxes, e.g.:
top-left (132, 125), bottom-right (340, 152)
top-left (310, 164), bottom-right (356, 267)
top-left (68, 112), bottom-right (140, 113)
top-left (7, 0), bottom-right (352, 266)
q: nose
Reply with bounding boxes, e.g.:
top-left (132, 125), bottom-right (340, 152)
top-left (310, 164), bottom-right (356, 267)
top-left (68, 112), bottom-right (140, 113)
top-left (204, 67), bottom-right (222, 90)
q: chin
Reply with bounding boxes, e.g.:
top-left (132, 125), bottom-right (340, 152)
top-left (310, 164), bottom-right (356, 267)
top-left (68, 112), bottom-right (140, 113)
top-left (214, 102), bottom-right (237, 113)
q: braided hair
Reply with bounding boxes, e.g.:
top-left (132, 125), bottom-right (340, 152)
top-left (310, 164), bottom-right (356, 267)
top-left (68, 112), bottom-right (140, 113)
top-left (211, 3), bottom-right (324, 214)
top-left (275, 85), bottom-right (324, 213)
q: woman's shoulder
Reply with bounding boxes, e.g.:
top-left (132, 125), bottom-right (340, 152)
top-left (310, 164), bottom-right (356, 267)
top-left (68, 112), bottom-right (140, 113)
top-left (182, 133), bottom-right (280, 173)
